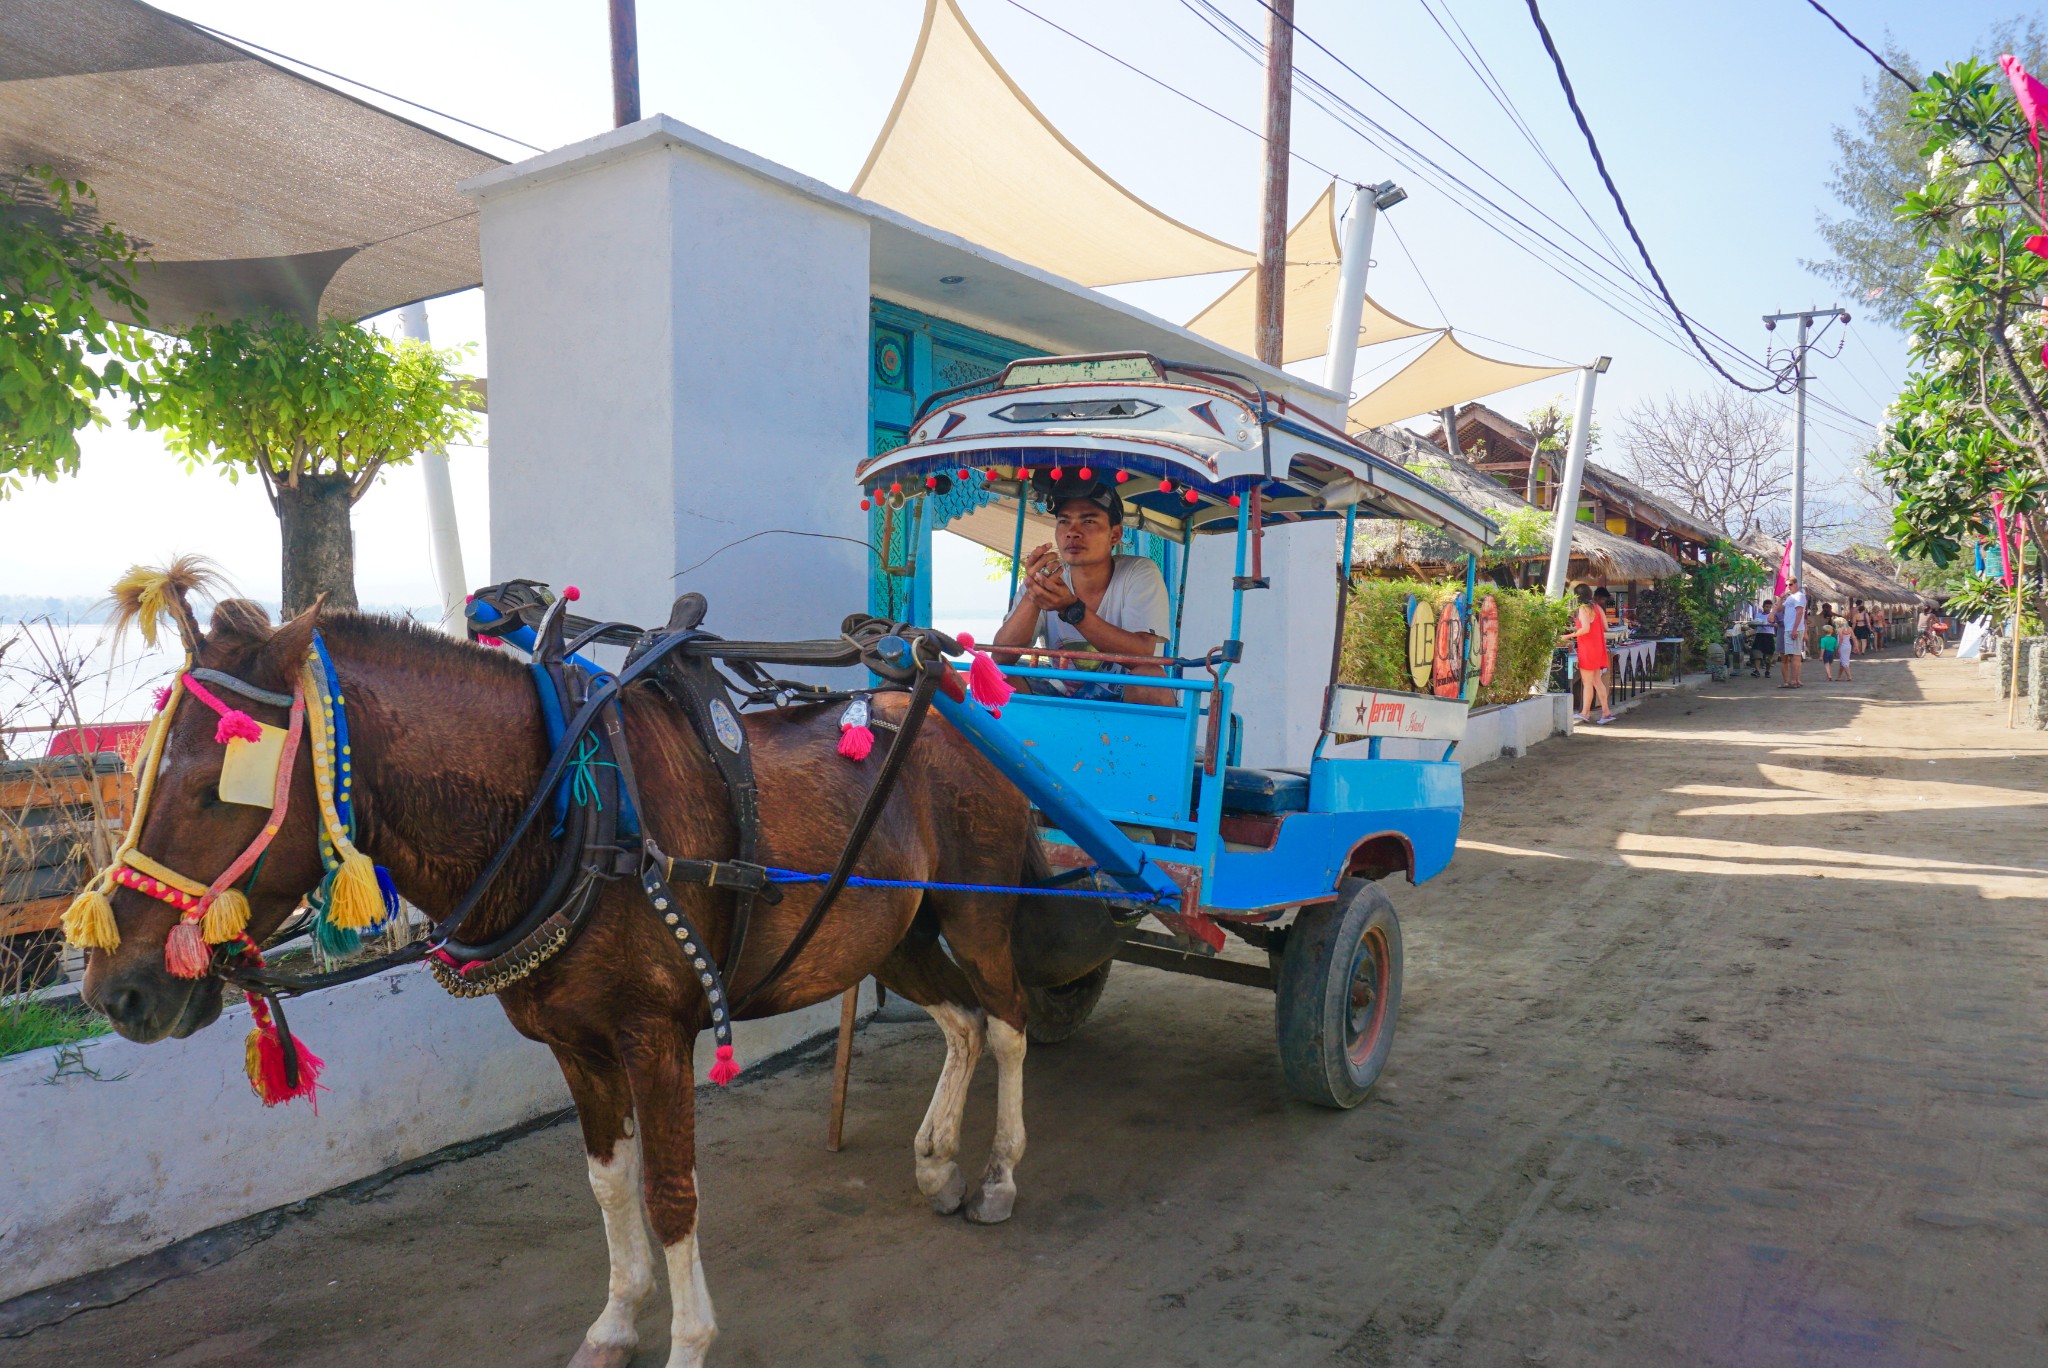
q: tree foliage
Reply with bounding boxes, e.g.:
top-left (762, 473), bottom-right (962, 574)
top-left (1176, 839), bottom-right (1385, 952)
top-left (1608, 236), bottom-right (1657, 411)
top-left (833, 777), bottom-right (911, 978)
top-left (139, 315), bottom-right (478, 507)
top-left (1811, 19), bottom-right (2047, 324)
top-left (1620, 391), bottom-right (1790, 540)
top-left (0, 168), bottom-right (153, 496)
top-left (1871, 56), bottom-right (2048, 591)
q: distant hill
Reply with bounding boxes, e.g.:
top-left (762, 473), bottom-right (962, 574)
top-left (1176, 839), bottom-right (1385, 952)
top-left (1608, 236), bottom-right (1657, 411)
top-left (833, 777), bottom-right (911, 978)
top-left (0, 595), bottom-right (439, 625)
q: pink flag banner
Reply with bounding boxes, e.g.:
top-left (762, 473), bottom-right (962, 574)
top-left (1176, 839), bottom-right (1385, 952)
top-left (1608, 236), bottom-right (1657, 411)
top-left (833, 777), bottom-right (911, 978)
top-left (1773, 538), bottom-right (1792, 598)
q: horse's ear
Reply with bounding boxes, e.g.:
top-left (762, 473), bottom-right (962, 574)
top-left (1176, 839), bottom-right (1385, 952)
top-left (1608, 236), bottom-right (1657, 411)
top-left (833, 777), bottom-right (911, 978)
top-left (204, 598), bottom-right (274, 653)
top-left (257, 597), bottom-right (324, 686)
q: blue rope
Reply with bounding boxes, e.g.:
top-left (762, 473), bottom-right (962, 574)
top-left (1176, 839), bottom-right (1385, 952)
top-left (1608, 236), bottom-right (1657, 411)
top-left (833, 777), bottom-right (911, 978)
top-left (763, 867), bottom-right (1174, 904)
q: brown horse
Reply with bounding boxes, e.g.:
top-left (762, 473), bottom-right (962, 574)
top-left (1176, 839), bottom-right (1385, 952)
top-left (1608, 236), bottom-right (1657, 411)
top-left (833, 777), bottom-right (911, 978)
top-left (81, 582), bottom-right (1044, 1368)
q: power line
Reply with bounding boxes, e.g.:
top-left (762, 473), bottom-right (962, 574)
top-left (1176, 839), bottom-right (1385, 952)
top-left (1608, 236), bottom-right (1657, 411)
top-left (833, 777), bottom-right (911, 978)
top-left (186, 20), bottom-right (546, 154)
top-left (995, 0), bottom-right (1341, 180)
top-left (1517, 0), bottom-right (1780, 394)
top-left (1799, 0), bottom-right (1920, 92)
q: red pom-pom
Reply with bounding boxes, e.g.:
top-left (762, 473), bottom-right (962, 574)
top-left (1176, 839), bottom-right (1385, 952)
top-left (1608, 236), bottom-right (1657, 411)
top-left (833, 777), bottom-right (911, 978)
top-left (215, 709), bottom-right (262, 745)
top-left (476, 635), bottom-right (504, 647)
top-left (837, 723), bottom-right (874, 761)
top-left (153, 684), bottom-right (173, 712)
top-left (708, 1043), bottom-right (742, 1087)
top-left (925, 475), bottom-right (938, 489)
top-left (1159, 478), bottom-right (1172, 493)
top-left (1115, 470), bottom-right (1130, 483)
top-left (1050, 466), bottom-right (1064, 480)
top-left (246, 1009), bottom-right (325, 1109)
top-left (1183, 488), bottom-right (1199, 504)
top-left (563, 585), bottom-right (580, 602)
top-left (1017, 467), bottom-right (1030, 481)
top-left (889, 482), bottom-right (902, 494)
top-left (861, 498), bottom-right (872, 511)
top-left (958, 469), bottom-right (971, 481)
top-left (1228, 494), bottom-right (1242, 507)
top-left (165, 920), bottom-right (211, 978)
top-left (1079, 467), bottom-right (1093, 481)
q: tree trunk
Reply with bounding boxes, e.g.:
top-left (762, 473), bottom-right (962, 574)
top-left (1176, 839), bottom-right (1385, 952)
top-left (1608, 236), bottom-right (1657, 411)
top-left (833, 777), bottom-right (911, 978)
top-left (276, 474), bottom-right (358, 617)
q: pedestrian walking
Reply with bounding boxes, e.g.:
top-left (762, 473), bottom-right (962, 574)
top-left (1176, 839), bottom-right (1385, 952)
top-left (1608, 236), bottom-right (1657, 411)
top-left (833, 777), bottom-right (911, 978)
top-left (1852, 599), bottom-right (1874, 658)
top-left (1820, 603), bottom-right (1848, 682)
top-left (1752, 597), bottom-right (1777, 677)
top-left (1571, 584), bottom-right (1614, 724)
top-left (1779, 576), bottom-right (1807, 689)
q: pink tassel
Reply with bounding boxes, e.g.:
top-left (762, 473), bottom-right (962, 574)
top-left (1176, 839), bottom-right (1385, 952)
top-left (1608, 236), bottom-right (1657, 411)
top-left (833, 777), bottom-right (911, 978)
top-left (708, 1043), bottom-right (742, 1086)
top-left (837, 724), bottom-right (874, 761)
top-left (153, 684), bottom-right (173, 712)
top-left (214, 709), bottom-right (262, 745)
top-left (164, 920), bottom-right (211, 978)
top-left (956, 633), bottom-right (1014, 712)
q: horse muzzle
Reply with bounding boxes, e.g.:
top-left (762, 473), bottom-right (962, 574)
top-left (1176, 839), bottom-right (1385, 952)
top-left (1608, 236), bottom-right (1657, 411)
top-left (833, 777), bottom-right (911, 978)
top-left (84, 958), bottom-right (225, 1043)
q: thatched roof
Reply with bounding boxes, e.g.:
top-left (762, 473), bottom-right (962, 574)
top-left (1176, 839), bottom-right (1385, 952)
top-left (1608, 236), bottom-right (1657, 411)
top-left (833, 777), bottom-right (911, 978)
top-left (1436, 404), bottom-right (1728, 548)
top-left (1353, 426), bottom-right (1683, 583)
top-left (1737, 535), bottom-right (1927, 609)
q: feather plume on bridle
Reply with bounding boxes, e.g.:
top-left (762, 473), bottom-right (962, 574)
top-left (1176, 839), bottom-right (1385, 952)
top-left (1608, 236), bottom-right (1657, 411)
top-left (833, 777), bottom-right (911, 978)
top-left (107, 556), bottom-right (228, 652)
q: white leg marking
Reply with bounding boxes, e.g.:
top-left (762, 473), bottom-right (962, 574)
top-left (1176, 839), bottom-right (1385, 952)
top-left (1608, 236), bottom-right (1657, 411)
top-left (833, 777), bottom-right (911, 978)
top-left (966, 1017), bottom-right (1027, 1225)
top-left (663, 1218), bottom-right (717, 1368)
top-left (914, 1002), bottom-right (984, 1213)
top-left (582, 1132), bottom-right (655, 1356)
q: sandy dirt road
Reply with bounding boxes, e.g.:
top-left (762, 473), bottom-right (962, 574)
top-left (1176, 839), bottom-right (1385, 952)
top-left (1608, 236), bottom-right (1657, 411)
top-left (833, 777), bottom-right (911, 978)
top-left (8, 651), bottom-right (2048, 1367)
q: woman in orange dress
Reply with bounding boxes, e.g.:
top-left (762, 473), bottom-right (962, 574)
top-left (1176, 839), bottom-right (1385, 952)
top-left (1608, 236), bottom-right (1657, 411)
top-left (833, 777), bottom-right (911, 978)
top-left (1572, 584), bottom-right (1614, 724)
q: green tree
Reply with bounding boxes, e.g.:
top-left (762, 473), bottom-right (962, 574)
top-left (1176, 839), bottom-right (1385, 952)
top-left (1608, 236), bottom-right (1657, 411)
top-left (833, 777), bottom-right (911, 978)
top-left (139, 316), bottom-right (479, 614)
top-left (0, 168), bottom-right (153, 495)
top-left (1811, 19), bottom-right (2048, 323)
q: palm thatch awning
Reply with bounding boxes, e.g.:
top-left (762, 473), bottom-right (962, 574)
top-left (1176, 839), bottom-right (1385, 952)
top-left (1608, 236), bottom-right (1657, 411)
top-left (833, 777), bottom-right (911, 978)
top-left (1738, 535), bottom-right (1927, 610)
top-left (1351, 426), bottom-right (1681, 583)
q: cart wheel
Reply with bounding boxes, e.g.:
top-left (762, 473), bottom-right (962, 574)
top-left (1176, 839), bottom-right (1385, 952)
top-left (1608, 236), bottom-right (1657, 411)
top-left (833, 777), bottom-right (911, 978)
top-left (1024, 960), bottom-right (1112, 1045)
top-left (1274, 881), bottom-right (1402, 1109)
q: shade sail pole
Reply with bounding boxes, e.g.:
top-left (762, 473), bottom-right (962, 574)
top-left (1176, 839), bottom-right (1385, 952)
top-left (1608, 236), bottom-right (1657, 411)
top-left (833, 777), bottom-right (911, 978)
top-left (399, 303), bottom-right (468, 633)
top-left (1255, 0), bottom-right (1295, 367)
top-left (1322, 183), bottom-right (1378, 396)
top-left (1543, 357), bottom-right (1609, 598)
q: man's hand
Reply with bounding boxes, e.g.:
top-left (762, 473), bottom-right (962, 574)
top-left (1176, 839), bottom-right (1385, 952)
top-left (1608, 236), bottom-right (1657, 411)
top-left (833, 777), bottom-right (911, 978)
top-left (1021, 543), bottom-right (1077, 611)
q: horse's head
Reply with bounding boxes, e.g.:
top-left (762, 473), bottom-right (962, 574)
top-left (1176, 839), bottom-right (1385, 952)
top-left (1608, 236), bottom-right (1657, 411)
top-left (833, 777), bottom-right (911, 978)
top-left (81, 579), bottom-right (328, 1043)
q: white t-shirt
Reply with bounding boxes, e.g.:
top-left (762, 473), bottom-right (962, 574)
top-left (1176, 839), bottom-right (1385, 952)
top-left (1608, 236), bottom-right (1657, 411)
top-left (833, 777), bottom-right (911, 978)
top-left (1015, 554), bottom-right (1171, 653)
top-left (1781, 590), bottom-right (1806, 645)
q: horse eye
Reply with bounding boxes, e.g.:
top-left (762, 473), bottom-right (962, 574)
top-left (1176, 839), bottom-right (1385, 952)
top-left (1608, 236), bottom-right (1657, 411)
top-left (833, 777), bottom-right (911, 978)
top-left (199, 784), bottom-right (224, 810)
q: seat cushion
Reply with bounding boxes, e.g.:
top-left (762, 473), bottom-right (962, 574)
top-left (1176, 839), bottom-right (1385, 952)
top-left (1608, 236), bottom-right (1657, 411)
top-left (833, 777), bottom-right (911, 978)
top-left (1221, 767), bottom-right (1309, 815)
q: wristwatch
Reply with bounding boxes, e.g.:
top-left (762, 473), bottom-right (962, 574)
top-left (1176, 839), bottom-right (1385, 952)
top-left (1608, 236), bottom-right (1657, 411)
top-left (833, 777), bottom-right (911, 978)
top-left (1058, 600), bottom-right (1087, 627)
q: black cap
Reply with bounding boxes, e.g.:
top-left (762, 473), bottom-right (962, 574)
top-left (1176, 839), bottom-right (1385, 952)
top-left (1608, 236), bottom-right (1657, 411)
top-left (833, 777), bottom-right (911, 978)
top-left (1031, 470), bottom-right (1124, 524)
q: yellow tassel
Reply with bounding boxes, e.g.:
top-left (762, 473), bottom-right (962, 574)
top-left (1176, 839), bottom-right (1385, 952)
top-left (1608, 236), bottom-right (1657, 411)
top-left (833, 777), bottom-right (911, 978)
top-left (326, 851), bottom-right (384, 931)
top-left (61, 883), bottom-right (120, 951)
top-left (244, 1025), bottom-right (265, 1094)
top-left (201, 888), bottom-right (251, 944)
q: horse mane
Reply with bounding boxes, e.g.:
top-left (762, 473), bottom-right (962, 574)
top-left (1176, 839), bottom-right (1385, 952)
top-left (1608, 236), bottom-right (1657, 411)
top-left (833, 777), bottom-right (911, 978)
top-left (313, 610), bottom-right (532, 686)
top-left (107, 555), bottom-right (226, 650)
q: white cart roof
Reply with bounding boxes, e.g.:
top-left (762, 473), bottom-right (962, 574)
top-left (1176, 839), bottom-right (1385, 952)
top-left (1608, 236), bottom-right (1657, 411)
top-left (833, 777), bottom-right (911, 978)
top-left (855, 353), bottom-right (1495, 547)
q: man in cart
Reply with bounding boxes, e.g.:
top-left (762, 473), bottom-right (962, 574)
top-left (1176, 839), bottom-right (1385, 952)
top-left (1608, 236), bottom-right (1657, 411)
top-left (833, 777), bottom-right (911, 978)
top-left (992, 474), bottom-right (1173, 705)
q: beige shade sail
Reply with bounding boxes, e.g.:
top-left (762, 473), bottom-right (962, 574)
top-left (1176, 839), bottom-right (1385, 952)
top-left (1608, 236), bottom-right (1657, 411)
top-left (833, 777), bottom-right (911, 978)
top-left (853, 0), bottom-right (1252, 287)
top-left (0, 0), bottom-right (502, 330)
top-left (1347, 331), bottom-right (1572, 429)
top-left (1184, 183), bottom-right (1430, 364)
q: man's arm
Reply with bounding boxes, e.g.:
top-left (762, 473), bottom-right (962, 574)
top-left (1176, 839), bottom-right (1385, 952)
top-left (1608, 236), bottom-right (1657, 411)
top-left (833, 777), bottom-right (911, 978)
top-left (993, 543), bottom-right (1057, 650)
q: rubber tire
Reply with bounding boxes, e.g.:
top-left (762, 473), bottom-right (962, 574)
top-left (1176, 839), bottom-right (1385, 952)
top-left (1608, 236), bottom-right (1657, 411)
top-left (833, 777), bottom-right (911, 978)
top-left (1274, 881), bottom-right (1403, 1109)
top-left (1024, 960), bottom-right (1112, 1044)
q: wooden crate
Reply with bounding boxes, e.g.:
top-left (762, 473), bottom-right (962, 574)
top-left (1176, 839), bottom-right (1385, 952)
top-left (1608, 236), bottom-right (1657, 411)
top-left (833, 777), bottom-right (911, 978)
top-left (1, 754), bottom-right (134, 939)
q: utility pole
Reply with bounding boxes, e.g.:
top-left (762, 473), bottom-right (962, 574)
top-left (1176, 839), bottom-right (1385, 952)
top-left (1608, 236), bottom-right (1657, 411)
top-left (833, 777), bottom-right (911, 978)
top-left (1543, 357), bottom-right (1612, 598)
top-left (1321, 180), bottom-right (1405, 397)
top-left (1763, 306), bottom-right (1846, 583)
top-left (1254, 0), bottom-right (1295, 368)
top-left (610, 0), bottom-right (641, 127)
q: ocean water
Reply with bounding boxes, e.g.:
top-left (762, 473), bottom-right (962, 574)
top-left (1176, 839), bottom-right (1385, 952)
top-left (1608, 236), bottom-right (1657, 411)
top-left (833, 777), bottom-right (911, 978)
top-left (1, 622), bottom-right (178, 751)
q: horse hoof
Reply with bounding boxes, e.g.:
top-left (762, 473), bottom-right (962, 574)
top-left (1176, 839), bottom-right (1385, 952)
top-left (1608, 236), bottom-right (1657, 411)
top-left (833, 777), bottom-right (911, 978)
top-left (566, 1342), bottom-right (635, 1368)
top-left (964, 1182), bottom-right (1015, 1225)
top-left (923, 1163), bottom-right (967, 1215)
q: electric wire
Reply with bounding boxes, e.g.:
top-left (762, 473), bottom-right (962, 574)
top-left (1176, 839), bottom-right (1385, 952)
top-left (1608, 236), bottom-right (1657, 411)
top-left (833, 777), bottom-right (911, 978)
top-left (995, 0), bottom-right (1342, 180)
top-left (1799, 0), bottom-right (1920, 92)
top-left (186, 20), bottom-right (547, 154)
top-left (1517, 0), bottom-right (1781, 394)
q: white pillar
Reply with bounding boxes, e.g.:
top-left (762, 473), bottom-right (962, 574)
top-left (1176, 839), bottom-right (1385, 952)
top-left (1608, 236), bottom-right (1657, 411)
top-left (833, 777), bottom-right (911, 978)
top-left (1321, 184), bottom-right (1381, 396)
top-left (1543, 358), bottom-right (1608, 598)
top-left (1790, 313), bottom-right (1808, 583)
top-left (398, 302), bottom-right (469, 632)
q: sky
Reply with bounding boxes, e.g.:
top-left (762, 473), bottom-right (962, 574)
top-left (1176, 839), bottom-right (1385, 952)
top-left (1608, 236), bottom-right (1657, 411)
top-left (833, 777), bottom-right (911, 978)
top-left (1, 0), bottom-right (2030, 617)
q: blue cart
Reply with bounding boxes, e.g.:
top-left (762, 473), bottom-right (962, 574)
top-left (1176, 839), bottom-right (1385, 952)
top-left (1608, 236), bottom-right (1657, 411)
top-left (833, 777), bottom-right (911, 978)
top-left (858, 353), bottom-right (1495, 1108)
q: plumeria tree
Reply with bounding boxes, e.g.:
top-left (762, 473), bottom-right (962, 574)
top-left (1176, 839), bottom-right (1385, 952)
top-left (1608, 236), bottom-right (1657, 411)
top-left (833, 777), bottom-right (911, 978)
top-left (0, 168), bottom-right (153, 495)
top-left (1874, 56), bottom-right (2048, 623)
top-left (138, 316), bottom-right (479, 614)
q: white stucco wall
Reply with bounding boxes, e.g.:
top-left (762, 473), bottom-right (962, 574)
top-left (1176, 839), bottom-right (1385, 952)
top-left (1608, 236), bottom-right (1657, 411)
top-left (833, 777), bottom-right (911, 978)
top-left (471, 122), bottom-right (872, 643)
top-left (0, 969), bottom-right (867, 1305)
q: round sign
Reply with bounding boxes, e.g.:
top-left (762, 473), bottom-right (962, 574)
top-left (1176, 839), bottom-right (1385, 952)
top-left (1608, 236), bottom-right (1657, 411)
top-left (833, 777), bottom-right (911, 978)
top-left (1431, 598), bottom-right (1466, 699)
top-left (1477, 595), bottom-right (1501, 687)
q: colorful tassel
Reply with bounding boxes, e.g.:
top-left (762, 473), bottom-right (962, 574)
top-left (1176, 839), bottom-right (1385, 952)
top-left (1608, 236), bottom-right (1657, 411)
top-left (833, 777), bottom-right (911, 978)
top-left (214, 709), bottom-right (262, 745)
top-left (243, 999), bottom-right (324, 1108)
top-left (200, 888), bottom-right (250, 944)
top-left (955, 633), bottom-right (1014, 714)
top-left (375, 865), bottom-right (401, 924)
top-left (708, 1043), bottom-right (742, 1086)
top-left (312, 909), bottom-right (362, 959)
top-left (837, 723), bottom-right (874, 761)
top-left (164, 920), bottom-right (211, 978)
top-left (61, 883), bottom-right (119, 951)
top-left (325, 851), bottom-right (385, 931)
top-left (153, 684), bottom-right (173, 712)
